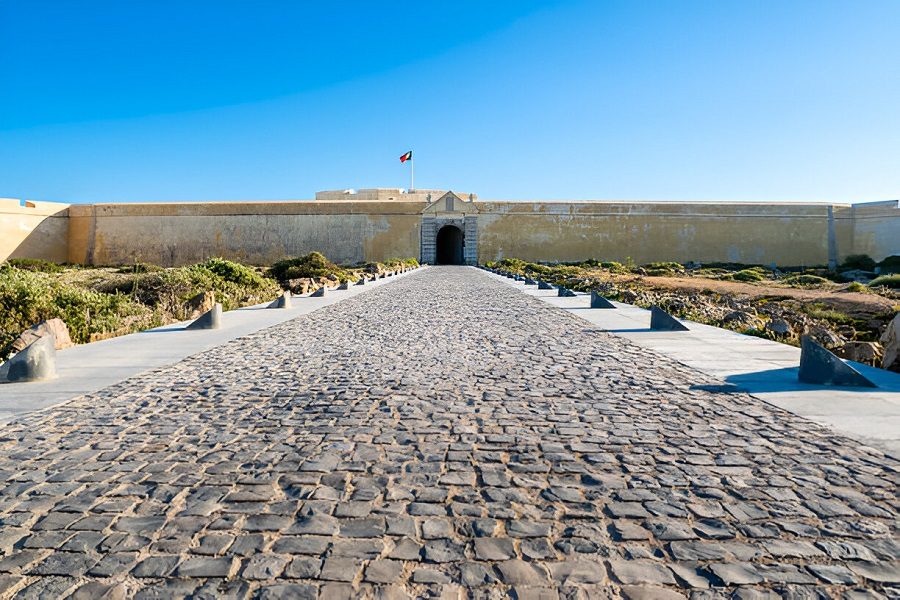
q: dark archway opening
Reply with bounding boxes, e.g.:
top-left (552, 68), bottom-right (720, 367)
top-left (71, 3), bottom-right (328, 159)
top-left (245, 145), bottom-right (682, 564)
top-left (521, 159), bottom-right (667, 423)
top-left (436, 225), bottom-right (464, 265)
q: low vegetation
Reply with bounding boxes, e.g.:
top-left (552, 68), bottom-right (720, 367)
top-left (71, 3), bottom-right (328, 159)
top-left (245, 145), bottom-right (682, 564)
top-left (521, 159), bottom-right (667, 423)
top-left (486, 255), bottom-right (899, 370)
top-left (1, 253), bottom-right (418, 360)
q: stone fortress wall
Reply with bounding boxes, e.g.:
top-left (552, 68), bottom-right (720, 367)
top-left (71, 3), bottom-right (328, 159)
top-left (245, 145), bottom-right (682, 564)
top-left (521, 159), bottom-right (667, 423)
top-left (1, 189), bottom-right (897, 267)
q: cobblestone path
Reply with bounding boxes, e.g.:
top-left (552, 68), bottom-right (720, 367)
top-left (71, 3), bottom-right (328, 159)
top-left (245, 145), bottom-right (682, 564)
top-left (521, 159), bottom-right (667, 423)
top-left (0, 267), bottom-right (897, 599)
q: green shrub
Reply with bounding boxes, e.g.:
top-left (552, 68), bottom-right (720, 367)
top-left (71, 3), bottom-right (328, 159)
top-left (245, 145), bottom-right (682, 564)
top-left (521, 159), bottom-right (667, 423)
top-left (269, 252), bottom-right (351, 282)
top-left (846, 281), bottom-right (867, 293)
top-left (839, 254), bottom-right (876, 272)
top-left (732, 269), bottom-right (767, 282)
top-left (0, 265), bottom-right (150, 350)
top-left (694, 267), bottom-right (732, 278)
top-left (382, 257), bottom-right (419, 270)
top-left (198, 257), bottom-right (268, 288)
top-left (642, 262), bottom-right (685, 276)
top-left (870, 274), bottom-right (900, 289)
top-left (133, 263), bottom-right (279, 313)
top-left (599, 261), bottom-right (628, 273)
top-left (781, 274), bottom-right (833, 287)
top-left (5, 258), bottom-right (65, 273)
top-left (878, 255), bottom-right (900, 274)
top-left (493, 258), bottom-right (528, 273)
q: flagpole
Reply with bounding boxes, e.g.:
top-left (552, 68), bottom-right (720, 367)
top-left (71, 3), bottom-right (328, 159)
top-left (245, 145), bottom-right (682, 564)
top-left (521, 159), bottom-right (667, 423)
top-left (410, 155), bottom-right (414, 191)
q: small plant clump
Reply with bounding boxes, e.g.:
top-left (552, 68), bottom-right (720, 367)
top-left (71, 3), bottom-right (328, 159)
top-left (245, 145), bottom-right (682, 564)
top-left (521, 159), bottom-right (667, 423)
top-left (780, 274), bottom-right (834, 288)
top-left (729, 268), bottom-right (768, 282)
top-left (870, 274), bottom-right (900, 289)
top-left (641, 262), bottom-right (685, 276)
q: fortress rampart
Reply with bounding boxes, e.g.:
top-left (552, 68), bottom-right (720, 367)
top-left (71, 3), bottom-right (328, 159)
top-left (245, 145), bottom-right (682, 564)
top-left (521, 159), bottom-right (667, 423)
top-left (2, 191), bottom-right (897, 267)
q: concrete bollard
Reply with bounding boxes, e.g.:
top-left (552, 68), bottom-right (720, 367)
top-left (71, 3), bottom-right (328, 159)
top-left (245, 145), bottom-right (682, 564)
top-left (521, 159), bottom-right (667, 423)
top-left (524, 278), bottom-right (537, 285)
top-left (268, 292), bottom-right (292, 309)
top-left (311, 286), bottom-right (327, 297)
top-left (355, 277), bottom-right (367, 286)
top-left (186, 303), bottom-right (222, 330)
top-left (538, 281), bottom-right (555, 290)
top-left (0, 335), bottom-right (57, 383)
top-left (649, 306), bottom-right (689, 331)
top-left (558, 287), bottom-right (576, 297)
top-left (338, 281), bottom-right (351, 290)
top-left (799, 335), bottom-right (877, 387)
top-left (590, 291), bottom-right (616, 309)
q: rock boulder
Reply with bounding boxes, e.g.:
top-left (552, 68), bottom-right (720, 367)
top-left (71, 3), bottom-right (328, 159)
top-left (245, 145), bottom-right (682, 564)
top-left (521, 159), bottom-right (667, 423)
top-left (880, 314), bottom-right (900, 372)
top-left (10, 318), bottom-right (73, 354)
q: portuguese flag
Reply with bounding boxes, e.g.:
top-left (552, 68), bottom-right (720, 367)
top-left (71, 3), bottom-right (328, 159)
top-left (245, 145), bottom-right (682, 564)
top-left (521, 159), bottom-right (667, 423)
top-left (399, 150), bottom-right (412, 163)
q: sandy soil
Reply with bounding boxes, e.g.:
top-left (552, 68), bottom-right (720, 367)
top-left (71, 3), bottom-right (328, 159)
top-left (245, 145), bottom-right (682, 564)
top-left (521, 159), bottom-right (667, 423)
top-left (609, 274), bottom-right (897, 315)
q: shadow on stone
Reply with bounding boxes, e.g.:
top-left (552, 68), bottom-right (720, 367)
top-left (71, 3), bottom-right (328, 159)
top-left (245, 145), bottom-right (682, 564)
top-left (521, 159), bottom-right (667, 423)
top-left (311, 286), bottom-right (327, 297)
top-left (186, 303), bottom-right (222, 330)
top-left (267, 292), bottom-right (291, 309)
top-left (799, 335), bottom-right (877, 387)
top-left (356, 277), bottom-right (367, 286)
top-left (538, 281), bottom-right (555, 290)
top-left (524, 278), bottom-right (537, 285)
top-left (0, 335), bottom-right (57, 383)
top-left (338, 281), bottom-right (350, 290)
top-left (649, 306), bottom-right (689, 331)
top-left (558, 287), bottom-right (576, 297)
top-left (590, 291), bottom-right (616, 309)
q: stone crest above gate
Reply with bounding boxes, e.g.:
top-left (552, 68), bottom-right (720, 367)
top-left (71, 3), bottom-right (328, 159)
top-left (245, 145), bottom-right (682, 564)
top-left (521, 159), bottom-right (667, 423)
top-left (421, 191), bottom-right (479, 216)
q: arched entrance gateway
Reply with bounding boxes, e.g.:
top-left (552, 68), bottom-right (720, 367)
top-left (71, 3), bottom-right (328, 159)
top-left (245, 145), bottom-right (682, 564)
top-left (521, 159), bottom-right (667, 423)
top-left (420, 191), bottom-right (479, 265)
top-left (435, 225), bottom-right (464, 265)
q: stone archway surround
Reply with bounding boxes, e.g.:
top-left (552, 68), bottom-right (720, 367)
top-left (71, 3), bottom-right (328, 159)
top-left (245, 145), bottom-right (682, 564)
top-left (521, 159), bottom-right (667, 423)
top-left (421, 215), bottom-right (477, 265)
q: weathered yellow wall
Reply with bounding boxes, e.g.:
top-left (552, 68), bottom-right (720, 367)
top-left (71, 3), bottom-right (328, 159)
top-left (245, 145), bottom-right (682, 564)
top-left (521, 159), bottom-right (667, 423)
top-left (847, 200), bottom-right (900, 262)
top-left (66, 201), bottom-right (422, 266)
top-left (5, 197), bottom-right (897, 268)
top-left (0, 199), bottom-right (70, 263)
top-left (476, 201), bottom-right (837, 266)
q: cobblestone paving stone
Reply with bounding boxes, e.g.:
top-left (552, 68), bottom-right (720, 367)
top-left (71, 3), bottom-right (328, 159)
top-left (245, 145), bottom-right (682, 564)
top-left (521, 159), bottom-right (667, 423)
top-left (0, 266), bottom-right (897, 599)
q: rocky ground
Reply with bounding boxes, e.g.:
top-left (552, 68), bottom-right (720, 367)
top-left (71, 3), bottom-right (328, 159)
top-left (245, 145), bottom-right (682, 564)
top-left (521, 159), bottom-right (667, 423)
top-left (0, 267), bottom-right (896, 599)
top-left (489, 260), bottom-right (900, 372)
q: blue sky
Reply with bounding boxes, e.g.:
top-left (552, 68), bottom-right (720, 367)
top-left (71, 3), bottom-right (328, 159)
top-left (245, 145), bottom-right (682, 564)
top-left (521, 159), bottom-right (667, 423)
top-left (1, 1), bottom-right (898, 203)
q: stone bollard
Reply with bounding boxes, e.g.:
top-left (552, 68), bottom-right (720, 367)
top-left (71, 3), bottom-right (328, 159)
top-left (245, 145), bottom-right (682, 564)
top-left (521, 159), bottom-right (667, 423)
top-left (338, 281), bottom-right (351, 290)
top-left (649, 306), bottom-right (689, 331)
top-left (187, 303), bottom-right (222, 330)
top-left (538, 281), bottom-right (555, 290)
top-left (524, 278), bottom-right (537, 285)
top-left (558, 287), bottom-right (576, 297)
top-left (268, 292), bottom-right (291, 309)
top-left (799, 335), bottom-right (877, 387)
top-left (590, 291), bottom-right (616, 309)
top-left (0, 335), bottom-right (57, 383)
top-left (356, 277), bottom-right (367, 286)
